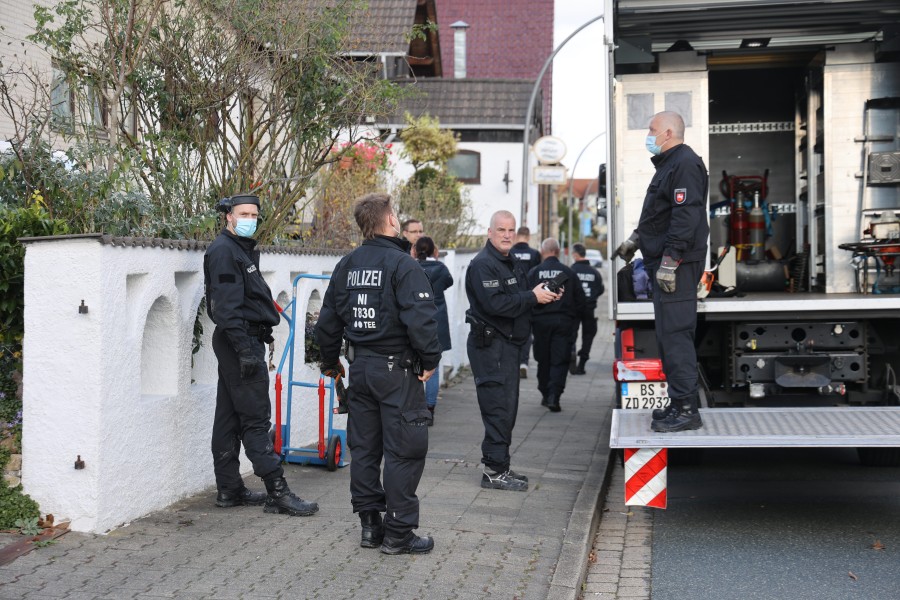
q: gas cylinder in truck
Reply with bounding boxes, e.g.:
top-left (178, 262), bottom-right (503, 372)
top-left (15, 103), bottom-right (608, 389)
top-left (749, 190), bottom-right (766, 259)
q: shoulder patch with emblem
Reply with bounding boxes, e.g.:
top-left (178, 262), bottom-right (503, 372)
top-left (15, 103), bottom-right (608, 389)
top-left (674, 188), bottom-right (687, 204)
top-left (482, 280), bottom-right (500, 288)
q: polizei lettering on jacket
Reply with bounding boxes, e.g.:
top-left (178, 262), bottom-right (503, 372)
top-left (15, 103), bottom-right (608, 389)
top-left (538, 269), bottom-right (563, 280)
top-left (347, 268), bottom-right (384, 289)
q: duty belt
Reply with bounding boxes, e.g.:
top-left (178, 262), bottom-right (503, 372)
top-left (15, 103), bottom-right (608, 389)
top-left (353, 346), bottom-right (408, 358)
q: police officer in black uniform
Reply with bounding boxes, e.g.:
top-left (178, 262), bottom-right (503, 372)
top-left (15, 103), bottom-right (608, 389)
top-left (315, 193), bottom-right (442, 555)
top-left (510, 226), bottom-right (542, 379)
top-left (614, 111), bottom-right (709, 433)
top-left (466, 211), bottom-right (559, 491)
top-left (204, 194), bottom-right (318, 516)
top-left (527, 238), bottom-right (586, 412)
top-left (570, 243), bottom-right (605, 375)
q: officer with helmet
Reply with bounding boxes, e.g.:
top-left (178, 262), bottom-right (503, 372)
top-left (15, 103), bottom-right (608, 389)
top-left (203, 194), bottom-right (318, 516)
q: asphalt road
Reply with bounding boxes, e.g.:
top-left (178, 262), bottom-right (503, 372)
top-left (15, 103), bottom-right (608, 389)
top-left (650, 447), bottom-right (900, 600)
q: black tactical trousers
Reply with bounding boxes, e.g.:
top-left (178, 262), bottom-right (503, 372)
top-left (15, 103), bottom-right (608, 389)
top-left (211, 328), bottom-right (283, 492)
top-left (532, 316), bottom-right (576, 398)
top-left (346, 355), bottom-right (430, 538)
top-left (647, 261), bottom-right (703, 401)
top-left (518, 333), bottom-right (533, 366)
top-left (467, 333), bottom-right (521, 473)
top-left (577, 312), bottom-right (599, 361)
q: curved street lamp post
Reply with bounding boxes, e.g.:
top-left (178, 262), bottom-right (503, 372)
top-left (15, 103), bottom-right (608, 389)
top-left (520, 14), bottom-right (605, 228)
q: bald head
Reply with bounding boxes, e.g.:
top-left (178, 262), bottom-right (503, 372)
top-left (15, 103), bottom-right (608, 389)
top-left (649, 111), bottom-right (685, 153)
top-left (540, 238), bottom-right (560, 258)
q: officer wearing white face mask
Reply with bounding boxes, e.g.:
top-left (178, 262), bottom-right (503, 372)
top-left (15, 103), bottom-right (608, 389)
top-left (613, 111), bottom-right (709, 433)
top-left (203, 194), bottom-right (318, 516)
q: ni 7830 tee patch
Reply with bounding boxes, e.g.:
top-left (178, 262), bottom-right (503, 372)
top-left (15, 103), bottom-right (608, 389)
top-left (674, 188), bottom-right (687, 204)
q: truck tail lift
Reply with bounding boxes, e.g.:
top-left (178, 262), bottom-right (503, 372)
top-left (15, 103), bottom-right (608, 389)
top-left (273, 274), bottom-right (347, 471)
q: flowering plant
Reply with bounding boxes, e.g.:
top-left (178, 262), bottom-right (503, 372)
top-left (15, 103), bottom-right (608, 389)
top-left (330, 140), bottom-right (391, 172)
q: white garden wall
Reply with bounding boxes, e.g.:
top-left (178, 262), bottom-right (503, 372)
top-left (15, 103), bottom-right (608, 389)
top-left (22, 235), bottom-right (475, 533)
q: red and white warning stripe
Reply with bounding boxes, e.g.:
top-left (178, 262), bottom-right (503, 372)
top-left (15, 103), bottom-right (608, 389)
top-left (624, 448), bottom-right (667, 509)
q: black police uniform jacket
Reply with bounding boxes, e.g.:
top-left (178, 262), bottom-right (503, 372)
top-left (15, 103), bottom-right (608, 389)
top-left (419, 259), bottom-right (454, 351)
top-left (203, 228), bottom-right (279, 353)
top-left (571, 259), bottom-right (604, 311)
top-left (510, 242), bottom-right (542, 273)
top-left (526, 256), bottom-right (586, 321)
top-left (465, 241), bottom-right (537, 344)
top-left (316, 235), bottom-right (442, 371)
top-left (636, 143), bottom-right (709, 267)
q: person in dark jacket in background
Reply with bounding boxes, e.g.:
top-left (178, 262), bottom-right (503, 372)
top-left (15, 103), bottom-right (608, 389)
top-left (570, 243), bottom-right (604, 375)
top-left (614, 111), bottom-right (709, 433)
top-left (204, 194), bottom-right (318, 516)
top-left (415, 236), bottom-right (453, 426)
top-left (510, 227), bottom-right (542, 379)
top-left (527, 238), bottom-right (586, 412)
top-left (465, 211), bottom-right (559, 492)
top-left (315, 193), bottom-right (442, 555)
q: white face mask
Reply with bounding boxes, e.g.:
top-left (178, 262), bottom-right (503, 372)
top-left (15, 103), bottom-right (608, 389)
top-left (390, 214), bottom-right (403, 238)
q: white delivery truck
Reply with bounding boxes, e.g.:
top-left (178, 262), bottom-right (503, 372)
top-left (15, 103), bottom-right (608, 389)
top-left (603, 0), bottom-right (900, 464)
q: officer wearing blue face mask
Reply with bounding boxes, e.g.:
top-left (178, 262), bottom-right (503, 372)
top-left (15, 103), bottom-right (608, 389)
top-left (613, 111), bottom-right (709, 433)
top-left (203, 194), bottom-right (318, 516)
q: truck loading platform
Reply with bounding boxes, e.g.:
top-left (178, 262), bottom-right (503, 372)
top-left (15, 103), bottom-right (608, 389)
top-left (610, 407), bottom-right (900, 448)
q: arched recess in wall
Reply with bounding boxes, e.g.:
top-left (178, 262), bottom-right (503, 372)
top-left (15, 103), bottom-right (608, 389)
top-left (141, 296), bottom-right (178, 397)
top-left (190, 300), bottom-right (217, 386)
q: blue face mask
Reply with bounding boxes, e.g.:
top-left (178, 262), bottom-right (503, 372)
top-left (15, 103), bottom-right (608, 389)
top-left (234, 218), bottom-right (257, 237)
top-left (645, 133), bottom-right (662, 156)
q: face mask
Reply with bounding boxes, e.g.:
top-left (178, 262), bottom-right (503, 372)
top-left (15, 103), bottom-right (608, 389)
top-left (390, 215), bottom-right (403, 238)
top-left (234, 218), bottom-right (257, 237)
top-left (645, 133), bottom-right (662, 156)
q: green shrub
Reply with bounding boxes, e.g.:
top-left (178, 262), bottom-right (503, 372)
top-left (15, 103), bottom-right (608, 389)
top-left (0, 204), bottom-right (69, 344)
top-left (0, 447), bottom-right (40, 530)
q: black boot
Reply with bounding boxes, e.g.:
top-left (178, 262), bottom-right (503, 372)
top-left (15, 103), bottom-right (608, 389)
top-left (215, 487), bottom-right (266, 507)
top-left (546, 394), bottom-right (561, 412)
top-left (651, 396), bottom-right (702, 433)
top-left (380, 531), bottom-right (434, 555)
top-left (652, 402), bottom-right (676, 421)
top-left (359, 510), bottom-right (385, 548)
top-left (573, 357), bottom-right (587, 375)
top-left (541, 394), bottom-right (549, 407)
top-left (263, 477), bottom-right (319, 516)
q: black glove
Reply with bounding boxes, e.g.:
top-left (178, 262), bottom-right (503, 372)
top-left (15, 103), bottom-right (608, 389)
top-left (319, 361), bottom-right (345, 380)
top-left (260, 326), bottom-right (274, 345)
top-left (614, 231), bottom-right (639, 262)
top-left (656, 255), bottom-right (679, 293)
top-left (238, 348), bottom-right (260, 379)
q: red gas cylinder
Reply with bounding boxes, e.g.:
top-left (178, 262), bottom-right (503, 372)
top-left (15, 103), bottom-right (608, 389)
top-left (731, 198), bottom-right (750, 262)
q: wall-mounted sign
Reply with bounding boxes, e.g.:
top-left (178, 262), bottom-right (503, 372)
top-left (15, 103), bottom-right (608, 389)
top-left (532, 136), bottom-right (567, 164)
top-left (533, 165), bottom-right (568, 185)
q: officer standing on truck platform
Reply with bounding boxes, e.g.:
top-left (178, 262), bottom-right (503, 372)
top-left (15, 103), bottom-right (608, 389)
top-left (614, 111), bottom-right (709, 433)
top-left (527, 238), bottom-right (586, 412)
top-left (315, 193), bottom-right (442, 555)
top-left (466, 211), bottom-right (560, 491)
top-left (569, 243), bottom-right (604, 375)
top-left (204, 193), bottom-right (319, 516)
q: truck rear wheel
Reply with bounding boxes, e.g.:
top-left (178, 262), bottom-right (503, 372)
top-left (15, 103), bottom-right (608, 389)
top-left (857, 447), bottom-right (900, 467)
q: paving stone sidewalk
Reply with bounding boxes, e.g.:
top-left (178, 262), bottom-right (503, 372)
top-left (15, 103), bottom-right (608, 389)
top-left (1, 320), bottom-right (616, 600)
